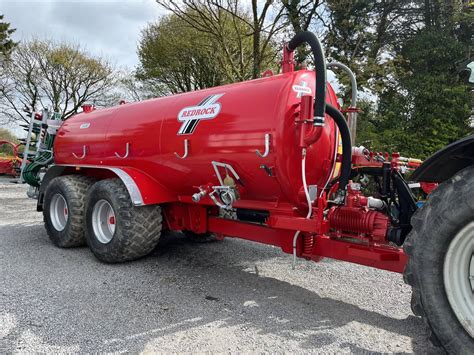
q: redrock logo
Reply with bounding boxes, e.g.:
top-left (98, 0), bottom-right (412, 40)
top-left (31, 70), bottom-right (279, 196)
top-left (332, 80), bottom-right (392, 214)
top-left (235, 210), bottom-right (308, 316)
top-left (292, 81), bottom-right (312, 98)
top-left (177, 94), bottom-right (224, 135)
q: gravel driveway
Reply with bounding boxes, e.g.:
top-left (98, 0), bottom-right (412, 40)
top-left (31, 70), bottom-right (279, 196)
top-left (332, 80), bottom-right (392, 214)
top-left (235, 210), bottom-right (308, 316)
top-left (0, 177), bottom-right (434, 353)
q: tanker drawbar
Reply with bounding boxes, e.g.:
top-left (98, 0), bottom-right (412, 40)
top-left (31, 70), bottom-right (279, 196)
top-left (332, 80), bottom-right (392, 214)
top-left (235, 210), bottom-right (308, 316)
top-left (20, 31), bottom-right (474, 353)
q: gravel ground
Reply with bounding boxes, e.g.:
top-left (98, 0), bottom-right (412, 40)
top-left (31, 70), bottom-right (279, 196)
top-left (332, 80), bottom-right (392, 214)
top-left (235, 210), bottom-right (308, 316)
top-left (0, 177), bottom-right (434, 353)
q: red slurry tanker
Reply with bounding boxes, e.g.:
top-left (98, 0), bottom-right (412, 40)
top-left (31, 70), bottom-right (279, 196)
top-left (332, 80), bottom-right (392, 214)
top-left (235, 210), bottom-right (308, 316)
top-left (24, 32), bottom-right (473, 352)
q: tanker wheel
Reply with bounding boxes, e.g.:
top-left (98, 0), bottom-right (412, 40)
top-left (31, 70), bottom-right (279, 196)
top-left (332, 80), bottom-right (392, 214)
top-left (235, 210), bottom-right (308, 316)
top-left (43, 175), bottom-right (95, 248)
top-left (84, 179), bottom-right (162, 263)
top-left (404, 165), bottom-right (474, 353)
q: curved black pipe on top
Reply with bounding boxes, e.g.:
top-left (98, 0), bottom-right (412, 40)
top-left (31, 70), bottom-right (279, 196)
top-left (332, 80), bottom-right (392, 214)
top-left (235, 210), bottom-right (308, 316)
top-left (287, 31), bottom-right (327, 122)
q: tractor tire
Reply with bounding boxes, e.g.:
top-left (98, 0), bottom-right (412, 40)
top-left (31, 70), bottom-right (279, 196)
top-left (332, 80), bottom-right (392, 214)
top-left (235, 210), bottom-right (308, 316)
top-left (43, 175), bottom-right (95, 248)
top-left (404, 165), bottom-right (474, 353)
top-left (84, 178), bottom-right (162, 263)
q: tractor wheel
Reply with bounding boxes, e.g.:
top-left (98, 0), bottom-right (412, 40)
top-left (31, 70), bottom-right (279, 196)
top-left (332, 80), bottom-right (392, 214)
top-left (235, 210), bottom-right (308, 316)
top-left (84, 179), bottom-right (162, 263)
top-left (43, 175), bottom-right (95, 247)
top-left (404, 165), bottom-right (474, 353)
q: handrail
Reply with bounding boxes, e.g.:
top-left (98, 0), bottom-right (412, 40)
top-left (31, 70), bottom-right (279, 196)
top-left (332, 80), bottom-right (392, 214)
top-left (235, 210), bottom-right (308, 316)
top-left (327, 61), bottom-right (358, 143)
top-left (327, 61), bottom-right (358, 108)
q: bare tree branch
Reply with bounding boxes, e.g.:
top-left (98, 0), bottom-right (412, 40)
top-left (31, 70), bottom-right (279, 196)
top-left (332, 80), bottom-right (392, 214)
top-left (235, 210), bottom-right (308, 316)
top-left (0, 39), bottom-right (117, 125)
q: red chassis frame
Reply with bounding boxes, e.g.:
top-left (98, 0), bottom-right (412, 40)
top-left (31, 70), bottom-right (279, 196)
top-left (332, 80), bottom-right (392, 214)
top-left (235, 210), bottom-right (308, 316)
top-left (162, 189), bottom-right (408, 274)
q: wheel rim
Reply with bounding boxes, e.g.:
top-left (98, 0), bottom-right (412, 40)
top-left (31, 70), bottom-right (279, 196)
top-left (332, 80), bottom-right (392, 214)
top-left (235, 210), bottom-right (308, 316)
top-left (92, 199), bottom-right (116, 244)
top-left (50, 193), bottom-right (68, 231)
top-left (443, 221), bottom-right (474, 338)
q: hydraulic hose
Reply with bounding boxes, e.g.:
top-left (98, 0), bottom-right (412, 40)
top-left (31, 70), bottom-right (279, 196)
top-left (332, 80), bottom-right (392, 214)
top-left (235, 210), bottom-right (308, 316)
top-left (292, 148), bottom-right (313, 269)
top-left (326, 103), bottom-right (352, 190)
top-left (287, 31), bottom-right (327, 123)
top-left (22, 134), bottom-right (54, 187)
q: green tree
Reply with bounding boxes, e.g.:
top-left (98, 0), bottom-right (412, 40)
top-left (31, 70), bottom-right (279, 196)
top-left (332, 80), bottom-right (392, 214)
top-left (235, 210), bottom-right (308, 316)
top-left (156, 1), bottom-right (282, 81)
top-left (0, 128), bottom-right (18, 155)
top-left (0, 14), bottom-right (16, 59)
top-left (137, 13), bottom-right (228, 94)
top-left (322, 0), bottom-right (472, 157)
top-left (324, 0), bottom-right (419, 95)
top-left (374, 29), bottom-right (471, 158)
top-left (0, 127), bottom-right (18, 143)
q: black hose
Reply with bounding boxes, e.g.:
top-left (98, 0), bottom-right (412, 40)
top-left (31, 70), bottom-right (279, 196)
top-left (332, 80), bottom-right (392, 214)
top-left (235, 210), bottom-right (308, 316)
top-left (326, 104), bottom-right (352, 190)
top-left (287, 32), bottom-right (351, 190)
top-left (287, 31), bottom-right (327, 122)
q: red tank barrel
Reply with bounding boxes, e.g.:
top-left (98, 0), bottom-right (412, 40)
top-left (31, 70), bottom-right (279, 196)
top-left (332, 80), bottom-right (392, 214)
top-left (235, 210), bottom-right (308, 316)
top-left (54, 70), bottom-right (340, 210)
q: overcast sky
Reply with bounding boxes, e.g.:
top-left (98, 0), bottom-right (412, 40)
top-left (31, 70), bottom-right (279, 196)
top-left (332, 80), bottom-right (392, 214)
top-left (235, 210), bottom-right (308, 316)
top-left (1, 0), bottom-right (166, 69)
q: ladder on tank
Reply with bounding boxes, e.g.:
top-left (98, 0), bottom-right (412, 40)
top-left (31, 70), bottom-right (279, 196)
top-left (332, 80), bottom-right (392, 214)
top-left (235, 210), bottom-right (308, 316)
top-left (18, 109), bottom-right (62, 194)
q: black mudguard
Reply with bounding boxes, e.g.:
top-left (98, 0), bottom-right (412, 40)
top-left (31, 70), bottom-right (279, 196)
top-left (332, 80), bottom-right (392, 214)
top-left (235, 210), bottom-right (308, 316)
top-left (411, 134), bottom-right (474, 183)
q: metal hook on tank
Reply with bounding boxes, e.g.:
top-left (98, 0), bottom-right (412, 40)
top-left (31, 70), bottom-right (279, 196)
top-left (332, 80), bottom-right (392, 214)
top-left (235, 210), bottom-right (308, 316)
top-left (72, 145), bottom-right (87, 160)
top-left (115, 142), bottom-right (130, 159)
top-left (256, 133), bottom-right (271, 158)
top-left (174, 139), bottom-right (189, 159)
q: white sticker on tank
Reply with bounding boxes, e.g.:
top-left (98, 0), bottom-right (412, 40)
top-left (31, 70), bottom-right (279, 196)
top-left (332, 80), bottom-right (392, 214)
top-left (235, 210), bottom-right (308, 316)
top-left (177, 93), bottom-right (224, 135)
top-left (80, 123), bottom-right (90, 129)
top-left (292, 81), bottom-right (312, 98)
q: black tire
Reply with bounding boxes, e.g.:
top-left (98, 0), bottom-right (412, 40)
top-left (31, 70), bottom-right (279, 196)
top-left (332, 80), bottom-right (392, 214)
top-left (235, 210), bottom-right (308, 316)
top-left (84, 178), bottom-right (162, 263)
top-left (43, 175), bottom-right (95, 247)
top-left (404, 165), bottom-right (474, 353)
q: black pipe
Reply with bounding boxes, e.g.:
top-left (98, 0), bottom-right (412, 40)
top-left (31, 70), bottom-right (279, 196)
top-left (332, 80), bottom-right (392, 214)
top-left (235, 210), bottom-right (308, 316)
top-left (287, 31), bottom-right (327, 122)
top-left (326, 104), bottom-right (352, 190)
top-left (287, 32), bottom-right (351, 190)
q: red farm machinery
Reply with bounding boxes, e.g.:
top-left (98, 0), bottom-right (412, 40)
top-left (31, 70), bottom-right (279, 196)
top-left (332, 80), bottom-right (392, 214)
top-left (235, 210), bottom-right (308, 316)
top-left (0, 141), bottom-right (21, 177)
top-left (21, 32), bottom-right (473, 352)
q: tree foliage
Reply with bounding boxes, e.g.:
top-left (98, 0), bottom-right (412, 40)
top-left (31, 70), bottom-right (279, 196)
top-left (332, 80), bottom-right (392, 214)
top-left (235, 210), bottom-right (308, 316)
top-left (0, 14), bottom-right (16, 60)
top-left (138, 13), bottom-right (229, 94)
top-left (118, 69), bottom-right (156, 102)
top-left (315, 1), bottom-right (472, 158)
top-left (365, 1), bottom-right (473, 158)
top-left (0, 39), bottom-right (117, 124)
top-left (140, 1), bottom-right (328, 93)
top-left (139, 2), bottom-right (283, 93)
top-left (0, 127), bottom-right (18, 143)
top-left (155, 0), bottom-right (283, 80)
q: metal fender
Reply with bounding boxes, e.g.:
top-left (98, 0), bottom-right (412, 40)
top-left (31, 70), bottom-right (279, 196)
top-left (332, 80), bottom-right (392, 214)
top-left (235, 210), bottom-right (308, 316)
top-left (38, 165), bottom-right (176, 211)
top-left (109, 166), bottom-right (176, 205)
top-left (411, 134), bottom-right (474, 183)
